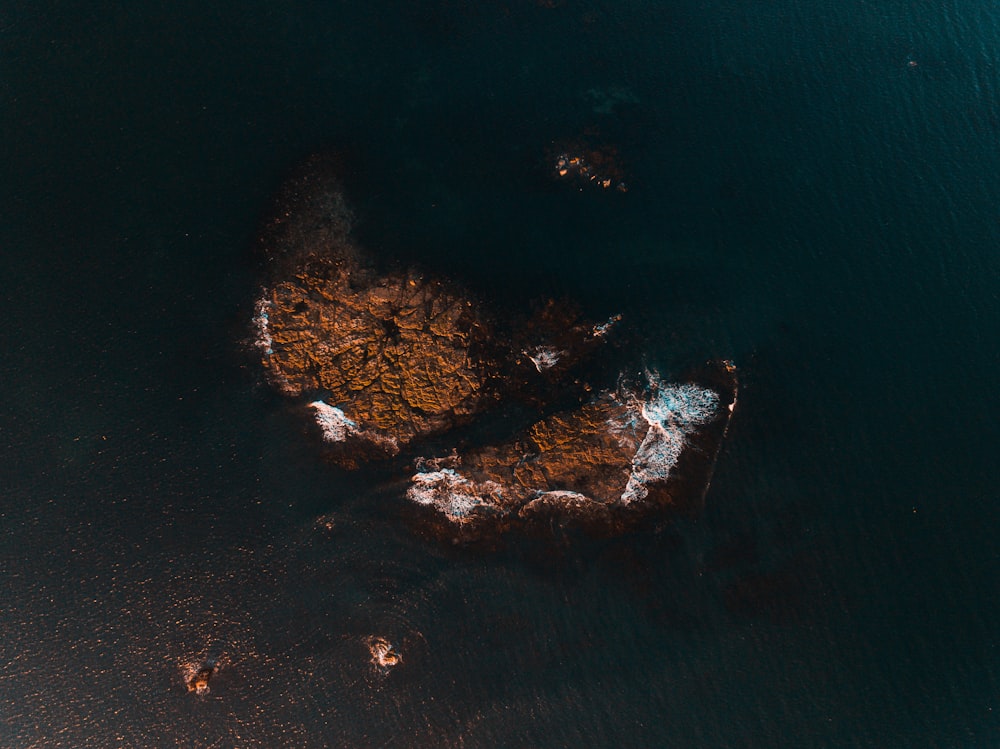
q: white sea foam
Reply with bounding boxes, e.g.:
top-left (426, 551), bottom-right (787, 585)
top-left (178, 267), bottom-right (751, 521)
top-left (525, 345), bottom-right (565, 372)
top-left (308, 401), bottom-right (400, 455)
top-left (252, 297), bottom-right (273, 355)
top-left (642, 381), bottom-right (719, 429)
top-left (407, 374), bottom-right (722, 523)
top-left (406, 468), bottom-right (501, 523)
top-left (534, 490), bottom-right (592, 502)
top-left (309, 401), bottom-right (357, 442)
top-left (618, 378), bottom-right (719, 505)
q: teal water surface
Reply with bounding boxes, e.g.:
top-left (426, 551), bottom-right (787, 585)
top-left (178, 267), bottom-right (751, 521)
top-left (1, 1), bottom-right (997, 746)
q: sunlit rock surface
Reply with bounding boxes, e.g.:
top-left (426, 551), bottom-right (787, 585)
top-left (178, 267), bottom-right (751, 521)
top-left (407, 363), bottom-right (737, 540)
top-left (258, 265), bottom-right (488, 465)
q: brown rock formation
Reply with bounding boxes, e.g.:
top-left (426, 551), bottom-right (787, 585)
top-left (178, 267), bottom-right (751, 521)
top-left (256, 265), bottom-right (489, 463)
top-left (406, 362), bottom-right (738, 541)
top-left (365, 636), bottom-right (402, 671)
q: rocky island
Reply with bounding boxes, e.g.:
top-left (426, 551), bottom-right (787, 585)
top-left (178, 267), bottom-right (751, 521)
top-left (252, 155), bottom-right (736, 541)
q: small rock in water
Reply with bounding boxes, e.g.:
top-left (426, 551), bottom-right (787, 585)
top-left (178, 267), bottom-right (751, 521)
top-left (185, 664), bottom-right (215, 694)
top-left (365, 636), bottom-right (402, 670)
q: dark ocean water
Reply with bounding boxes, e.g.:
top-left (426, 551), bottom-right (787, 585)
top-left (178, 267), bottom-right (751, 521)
top-left (1, 1), bottom-right (998, 746)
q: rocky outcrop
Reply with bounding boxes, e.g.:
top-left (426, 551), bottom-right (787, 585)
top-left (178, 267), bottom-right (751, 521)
top-left (406, 363), bottom-right (737, 541)
top-left (256, 266), bottom-right (488, 465)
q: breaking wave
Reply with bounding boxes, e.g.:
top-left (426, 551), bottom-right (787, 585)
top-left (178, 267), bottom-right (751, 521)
top-left (620, 379), bottom-right (719, 504)
top-left (406, 469), bottom-right (503, 524)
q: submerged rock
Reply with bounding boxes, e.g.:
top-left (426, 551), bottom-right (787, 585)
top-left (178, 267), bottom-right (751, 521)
top-left (184, 662), bottom-right (216, 695)
top-left (551, 139), bottom-right (628, 192)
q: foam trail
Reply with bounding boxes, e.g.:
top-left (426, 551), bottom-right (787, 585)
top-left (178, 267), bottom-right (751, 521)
top-left (697, 360), bottom-right (739, 500)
